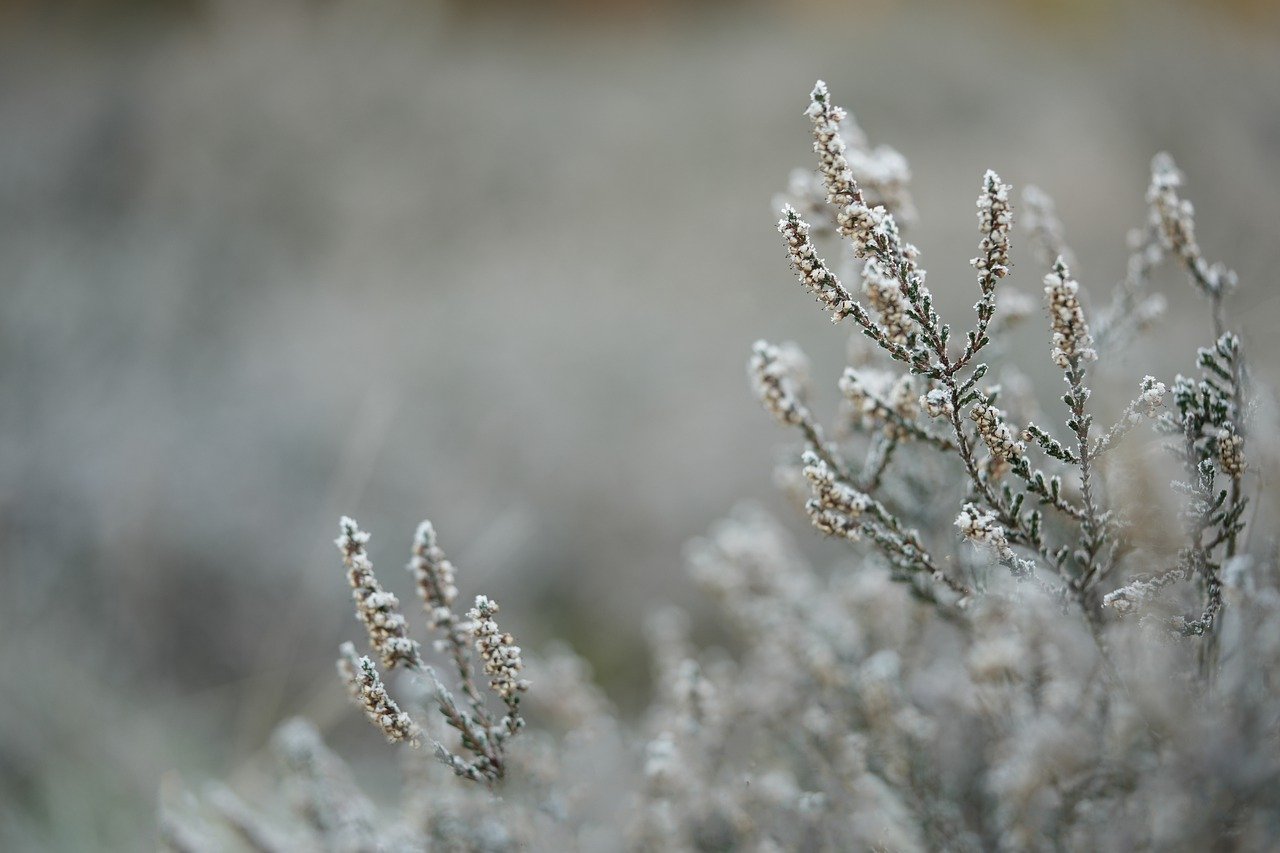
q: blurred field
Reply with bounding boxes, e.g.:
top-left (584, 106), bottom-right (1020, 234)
top-left (1, 0), bottom-right (1278, 847)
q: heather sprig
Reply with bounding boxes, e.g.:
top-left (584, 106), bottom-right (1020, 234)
top-left (333, 516), bottom-right (528, 784)
top-left (336, 516), bottom-right (422, 671)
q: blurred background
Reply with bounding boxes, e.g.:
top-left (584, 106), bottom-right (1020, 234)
top-left (2, 0), bottom-right (1278, 847)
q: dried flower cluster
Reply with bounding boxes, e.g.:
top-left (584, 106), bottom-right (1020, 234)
top-left (165, 83), bottom-right (1278, 852)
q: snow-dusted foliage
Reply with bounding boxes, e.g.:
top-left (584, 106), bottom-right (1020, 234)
top-left (765, 82), bottom-right (1253, 644)
top-left (162, 82), bottom-right (1278, 852)
top-left (337, 517), bottom-right (528, 785)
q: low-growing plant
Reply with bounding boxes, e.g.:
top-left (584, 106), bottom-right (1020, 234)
top-left (162, 82), bottom-right (1278, 852)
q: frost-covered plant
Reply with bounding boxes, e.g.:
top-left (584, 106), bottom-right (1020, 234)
top-left (335, 515), bottom-right (529, 784)
top-left (757, 81), bottom-right (1253, 651)
top-left (163, 82), bottom-right (1280, 852)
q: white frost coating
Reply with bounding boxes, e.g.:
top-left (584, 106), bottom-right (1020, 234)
top-left (1043, 259), bottom-right (1096, 369)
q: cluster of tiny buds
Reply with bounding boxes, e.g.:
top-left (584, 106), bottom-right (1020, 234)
top-left (861, 260), bottom-right (914, 346)
top-left (1147, 154), bottom-right (1199, 261)
top-left (955, 503), bottom-right (1010, 555)
top-left (339, 642), bottom-right (420, 745)
top-left (806, 80), bottom-right (859, 209)
top-left (1217, 428), bottom-right (1246, 478)
top-left (467, 596), bottom-right (530, 701)
top-left (973, 170), bottom-right (1012, 288)
top-left (802, 450), bottom-right (873, 540)
top-left (806, 82), bottom-right (893, 248)
top-left (1147, 153), bottom-right (1238, 298)
top-left (1043, 259), bottom-right (1097, 369)
top-left (408, 520), bottom-right (458, 630)
top-left (750, 340), bottom-right (812, 428)
top-left (778, 206), bottom-right (857, 323)
top-left (970, 402), bottom-right (1026, 474)
top-left (839, 368), bottom-right (917, 437)
top-left (921, 387), bottom-right (953, 420)
top-left (337, 517), bottom-right (422, 671)
top-left (841, 200), bottom-right (888, 253)
top-left (1133, 376), bottom-right (1168, 422)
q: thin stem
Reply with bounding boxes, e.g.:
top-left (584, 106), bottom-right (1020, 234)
top-left (1068, 359), bottom-right (1107, 594)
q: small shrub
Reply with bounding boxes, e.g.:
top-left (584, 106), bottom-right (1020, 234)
top-left (162, 82), bottom-right (1278, 852)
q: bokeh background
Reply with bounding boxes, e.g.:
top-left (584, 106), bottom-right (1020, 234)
top-left (2, 0), bottom-right (1278, 847)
